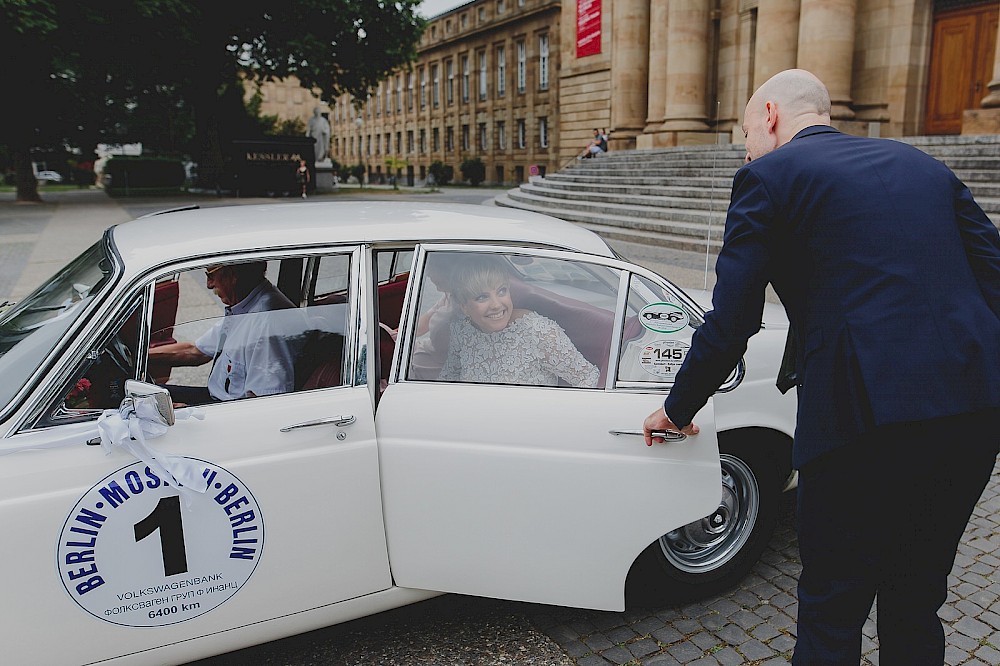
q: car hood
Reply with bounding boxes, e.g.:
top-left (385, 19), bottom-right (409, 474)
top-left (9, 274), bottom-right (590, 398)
top-left (684, 289), bottom-right (789, 331)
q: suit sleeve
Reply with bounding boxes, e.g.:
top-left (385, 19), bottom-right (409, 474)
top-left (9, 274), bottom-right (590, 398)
top-left (953, 177), bottom-right (1000, 320)
top-left (663, 167), bottom-right (776, 428)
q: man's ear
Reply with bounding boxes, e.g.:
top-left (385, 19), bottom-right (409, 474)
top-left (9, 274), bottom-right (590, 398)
top-left (765, 100), bottom-right (779, 131)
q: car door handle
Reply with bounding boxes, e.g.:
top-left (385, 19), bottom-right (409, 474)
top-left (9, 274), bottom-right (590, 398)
top-left (609, 429), bottom-right (686, 441)
top-left (280, 415), bottom-right (356, 433)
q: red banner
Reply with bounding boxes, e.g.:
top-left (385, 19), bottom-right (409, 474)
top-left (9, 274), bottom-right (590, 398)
top-left (576, 0), bottom-right (601, 58)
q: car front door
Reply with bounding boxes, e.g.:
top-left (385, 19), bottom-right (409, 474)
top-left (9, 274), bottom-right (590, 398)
top-left (0, 248), bottom-right (392, 665)
top-left (376, 245), bottom-right (723, 611)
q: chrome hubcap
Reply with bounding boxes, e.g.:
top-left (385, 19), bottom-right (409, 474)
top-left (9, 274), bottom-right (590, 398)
top-left (659, 454), bottom-right (759, 574)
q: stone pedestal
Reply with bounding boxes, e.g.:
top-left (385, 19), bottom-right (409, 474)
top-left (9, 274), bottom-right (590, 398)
top-left (963, 109), bottom-right (1000, 135)
top-left (314, 160), bottom-right (338, 193)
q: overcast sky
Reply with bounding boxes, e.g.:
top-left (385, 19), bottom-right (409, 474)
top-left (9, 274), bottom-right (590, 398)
top-left (418, 0), bottom-right (469, 18)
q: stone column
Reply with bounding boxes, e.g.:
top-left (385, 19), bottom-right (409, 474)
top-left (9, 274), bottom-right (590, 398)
top-left (645, 0), bottom-right (669, 131)
top-left (797, 0), bottom-right (857, 119)
top-left (754, 0), bottom-right (800, 86)
top-left (611, 0), bottom-right (651, 148)
top-left (963, 14), bottom-right (1000, 133)
top-left (661, 0), bottom-right (710, 131)
top-left (981, 19), bottom-right (1000, 108)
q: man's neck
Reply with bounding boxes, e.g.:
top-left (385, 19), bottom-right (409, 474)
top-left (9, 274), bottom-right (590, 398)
top-left (779, 115), bottom-right (832, 146)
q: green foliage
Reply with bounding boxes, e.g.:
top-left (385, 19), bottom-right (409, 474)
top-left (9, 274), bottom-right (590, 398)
top-left (2, 0), bottom-right (426, 199)
top-left (337, 162), bottom-right (366, 185)
top-left (234, 1), bottom-right (427, 101)
top-left (0, 0), bottom-right (58, 35)
top-left (244, 87), bottom-right (307, 137)
top-left (460, 158), bottom-right (486, 186)
top-left (384, 157), bottom-right (408, 171)
top-left (272, 118), bottom-right (307, 136)
top-left (428, 161), bottom-right (453, 186)
top-left (349, 163), bottom-right (366, 185)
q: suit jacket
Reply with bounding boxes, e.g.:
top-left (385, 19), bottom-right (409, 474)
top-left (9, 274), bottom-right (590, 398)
top-left (663, 126), bottom-right (1000, 468)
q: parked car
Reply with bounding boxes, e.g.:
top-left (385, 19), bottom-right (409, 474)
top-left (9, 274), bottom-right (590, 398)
top-left (0, 202), bottom-right (795, 665)
top-left (36, 169), bottom-right (64, 183)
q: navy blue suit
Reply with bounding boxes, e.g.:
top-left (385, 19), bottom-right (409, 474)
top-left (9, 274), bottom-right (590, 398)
top-left (663, 126), bottom-right (1000, 664)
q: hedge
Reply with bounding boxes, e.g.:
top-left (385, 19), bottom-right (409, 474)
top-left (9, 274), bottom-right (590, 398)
top-left (104, 157), bottom-right (185, 196)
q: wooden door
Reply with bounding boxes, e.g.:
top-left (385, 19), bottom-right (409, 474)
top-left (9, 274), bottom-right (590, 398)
top-left (926, 3), bottom-right (999, 134)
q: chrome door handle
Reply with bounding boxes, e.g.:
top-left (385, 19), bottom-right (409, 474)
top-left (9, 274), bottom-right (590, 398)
top-left (280, 415), bottom-right (356, 433)
top-left (609, 429), bottom-right (686, 441)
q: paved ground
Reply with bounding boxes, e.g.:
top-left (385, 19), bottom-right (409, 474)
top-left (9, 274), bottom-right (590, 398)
top-left (3, 188), bottom-right (1000, 665)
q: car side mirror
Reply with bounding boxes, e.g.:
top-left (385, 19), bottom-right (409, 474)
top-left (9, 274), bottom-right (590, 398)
top-left (124, 379), bottom-right (175, 427)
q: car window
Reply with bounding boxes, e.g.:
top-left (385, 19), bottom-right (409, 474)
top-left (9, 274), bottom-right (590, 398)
top-left (371, 249), bottom-right (416, 393)
top-left (142, 255), bottom-right (352, 407)
top-left (313, 255), bottom-right (352, 299)
top-left (36, 254), bottom-right (354, 424)
top-left (0, 241), bottom-right (117, 417)
top-left (405, 250), bottom-right (617, 388)
top-left (38, 300), bottom-right (143, 426)
top-left (616, 273), bottom-right (702, 385)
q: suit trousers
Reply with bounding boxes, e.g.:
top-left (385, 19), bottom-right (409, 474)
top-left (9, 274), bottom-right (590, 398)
top-left (792, 409), bottom-right (1000, 665)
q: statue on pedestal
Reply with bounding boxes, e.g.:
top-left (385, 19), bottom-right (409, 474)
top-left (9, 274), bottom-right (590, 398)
top-left (306, 106), bottom-right (331, 165)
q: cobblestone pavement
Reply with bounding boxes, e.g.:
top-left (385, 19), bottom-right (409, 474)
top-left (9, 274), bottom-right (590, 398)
top-left (5, 191), bottom-right (1000, 665)
top-left (523, 461), bottom-right (1000, 665)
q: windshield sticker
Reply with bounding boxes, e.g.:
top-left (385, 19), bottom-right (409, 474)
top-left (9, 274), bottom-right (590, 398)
top-left (639, 302), bottom-right (689, 333)
top-left (57, 459), bottom-right (263, 627)
top-left (639, 339), bottom-right (690, 379)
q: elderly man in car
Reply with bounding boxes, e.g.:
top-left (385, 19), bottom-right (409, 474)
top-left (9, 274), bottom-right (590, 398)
top-left (148, 262), bottom-right (297, 404)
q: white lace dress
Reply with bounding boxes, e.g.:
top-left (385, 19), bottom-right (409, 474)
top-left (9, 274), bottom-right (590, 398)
top-left (438, 311), bottom-right (599, 387)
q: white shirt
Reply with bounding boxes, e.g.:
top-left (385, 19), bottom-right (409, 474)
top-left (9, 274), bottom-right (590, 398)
top-left (195, 281), bottom-right (299, 400)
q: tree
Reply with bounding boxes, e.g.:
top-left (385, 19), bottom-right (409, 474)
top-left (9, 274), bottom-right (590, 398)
top-left (134, 1), bottom-right (427, 190)
top-left (460, 158), bottom-right (486, 186)
top-left (428, 160), bottom-right (453, 186)
top-left (245, 88), bottom-right (307, 137)
top-left (384, 157), bottom-right (409, 189)
top-left (2, 0), bottom-right (426, 201)
top-left (349, 163), bottom-right (366, 187)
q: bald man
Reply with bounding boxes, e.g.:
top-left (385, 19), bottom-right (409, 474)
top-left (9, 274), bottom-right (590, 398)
top-left (644, 69), bottom-right (1000, 664)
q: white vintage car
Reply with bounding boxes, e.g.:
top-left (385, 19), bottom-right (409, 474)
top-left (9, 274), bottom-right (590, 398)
top-left (0, 203), bottom-right (795, 665)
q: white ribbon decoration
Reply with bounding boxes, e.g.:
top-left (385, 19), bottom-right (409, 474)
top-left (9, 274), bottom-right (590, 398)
top-left (97, 396), bottom-right (208, 496)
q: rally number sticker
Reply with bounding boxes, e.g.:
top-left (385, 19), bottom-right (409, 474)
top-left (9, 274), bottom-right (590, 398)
top-left (639, 339), bottom-right (690, 379)
top-left (638, 302), bottom-right (689, 333)
top-left (57, 459), bottom-right (263, 627)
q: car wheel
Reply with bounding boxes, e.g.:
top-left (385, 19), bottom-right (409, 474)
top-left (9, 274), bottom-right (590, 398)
top-left (630, 434), bottom-right (785, 604)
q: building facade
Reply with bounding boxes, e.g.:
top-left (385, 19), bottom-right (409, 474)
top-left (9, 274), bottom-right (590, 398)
top-left (329, 0), bottom-right (561, 186)
top-left (254, 0), bottom-right (1000, 184)
top-left (563, 0), bottom-right (1000, 160)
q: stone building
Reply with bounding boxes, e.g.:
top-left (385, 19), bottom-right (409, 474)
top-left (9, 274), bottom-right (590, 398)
top-left (328, 0), bottom-right (561, 186)
top-left (563, 0), bottom-right (1000, 158)
top-left (254, 0), bottom-right (1000, 185)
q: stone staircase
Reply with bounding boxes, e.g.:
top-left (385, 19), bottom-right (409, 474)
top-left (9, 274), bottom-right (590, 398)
top-left (495, 134), bottom-right (1000, 252)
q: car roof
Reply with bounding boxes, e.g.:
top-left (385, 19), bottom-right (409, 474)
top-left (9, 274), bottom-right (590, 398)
top-left (110, 202), bottom-right (615, 271)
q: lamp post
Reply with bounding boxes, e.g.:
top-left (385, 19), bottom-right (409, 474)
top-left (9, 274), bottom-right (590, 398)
top-left (354, 116), bottom-right (364, 187)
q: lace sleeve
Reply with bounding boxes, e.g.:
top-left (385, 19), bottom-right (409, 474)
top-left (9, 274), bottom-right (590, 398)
top-left (533, 315), bottom-right (600, 388)
top-left (436, 321), bottom-right (462, 381)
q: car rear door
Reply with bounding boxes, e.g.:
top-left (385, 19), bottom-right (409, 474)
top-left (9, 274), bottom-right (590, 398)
top-left (376, 245), bottom-right (724, 611)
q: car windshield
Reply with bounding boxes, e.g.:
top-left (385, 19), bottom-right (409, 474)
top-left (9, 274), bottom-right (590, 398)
top-left (0, 241), bottom-right (116, 413)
